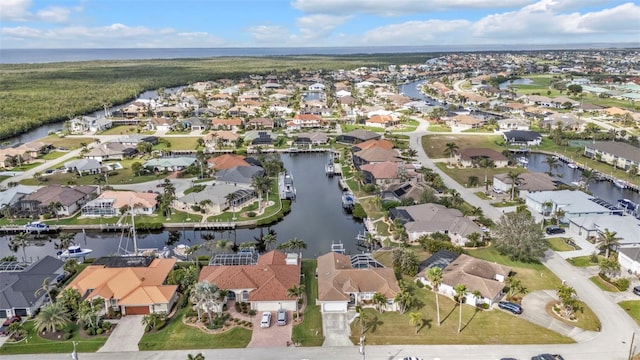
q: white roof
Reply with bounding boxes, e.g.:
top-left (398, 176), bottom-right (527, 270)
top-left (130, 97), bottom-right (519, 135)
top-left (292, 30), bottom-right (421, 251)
top-left (526, 190), bottom-right (613, 215)
top-left (570, 215), bottom-right (640, 245)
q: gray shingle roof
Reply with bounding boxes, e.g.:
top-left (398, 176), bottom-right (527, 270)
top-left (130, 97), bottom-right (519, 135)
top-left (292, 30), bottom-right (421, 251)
top-left (0, 256), bottom-right (64, 310)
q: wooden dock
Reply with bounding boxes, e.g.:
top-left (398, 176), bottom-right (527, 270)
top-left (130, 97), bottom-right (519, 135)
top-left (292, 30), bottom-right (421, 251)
top-left (164, 222), bottom-right (236, 230)
top-left (551, 152), bottom-right (639, 193)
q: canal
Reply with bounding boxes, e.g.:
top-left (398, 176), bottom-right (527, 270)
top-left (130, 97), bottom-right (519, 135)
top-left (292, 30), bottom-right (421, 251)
top-left (1, 153), bottom-right (366, 262)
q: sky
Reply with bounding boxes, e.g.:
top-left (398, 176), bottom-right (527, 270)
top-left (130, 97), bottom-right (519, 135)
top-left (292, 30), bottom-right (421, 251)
top-left (0, 0), bottom-right (639, 49)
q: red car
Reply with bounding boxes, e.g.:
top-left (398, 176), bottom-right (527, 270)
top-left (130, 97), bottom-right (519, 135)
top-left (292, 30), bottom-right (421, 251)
top-left (2, 316), bottom-right (21, 327)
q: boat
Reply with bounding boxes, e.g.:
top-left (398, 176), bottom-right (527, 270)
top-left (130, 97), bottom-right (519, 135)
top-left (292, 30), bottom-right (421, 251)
top-left (618, 199), bottom-right (638, 215)
top-left (325, 161), bottom-right (335, 177)
top-left (57, 245), bottom-right (93, 259)
top-left (117, 203), bottom-right (160, 257)
top-left (331, 241), bottom-right (346, 254)
top-left (567, 162), bottom-right (578, 169)
top-left (174, 244), bottom-right (190, 258)
top-left (24, 221), bottom-right (49, 233)
top-left (614, 179), bottom-right (628, 189)
top-left (279, 171), bottom-right (296, 200)
top-left (517, 157), bottom-right (529, 166)
top-left (341, 191), bottom-right (356, 210)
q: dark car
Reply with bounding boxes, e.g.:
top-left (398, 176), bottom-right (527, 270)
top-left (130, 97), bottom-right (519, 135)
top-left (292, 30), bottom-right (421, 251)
top-left (2, 316), bottom-right (21, 327)
top-left (498, 301), bottom-right (523, 315)
top-left (545, 226), bottom-right (565, 235)
top-left (531, 354), bottom-right (564, 360)
top-left (633, 286), bottom-right (640, 296)
top-left (0, 325), bottom-right (8, 336)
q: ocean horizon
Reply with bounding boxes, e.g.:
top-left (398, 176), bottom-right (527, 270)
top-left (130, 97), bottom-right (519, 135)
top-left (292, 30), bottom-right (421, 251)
top-left (1, 43), bottom-right (639, 64)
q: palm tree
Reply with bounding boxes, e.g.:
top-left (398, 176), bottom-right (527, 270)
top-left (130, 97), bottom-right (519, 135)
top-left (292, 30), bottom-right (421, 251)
top-left (34, 277), bottom-right (53, 303)
top-left (354, 306), bottom-right (376, 336)
top-left (286, 237), bottom-right (307, 252)
top-left (55, 232), bottom-right (76, 250)
top-left (544, 156), bottom-right (559, 175)
top-left (553, 208), bottom-right (566, 226)
top-left (58, 288), bottom-right (82, 317)
top-left (187, 353), bottom-right (206, 360)
top-left (352, 171), bottom-right (364, 191)
top-left (454, 284), bottom-right (468, 334)
top-left (581, 169), bottom-right (596, 189)
top-left (597, 228), bottom-right (621, 258)
top-left (448, 189), bottom-right (463, 207)
top-left (262, 231), bottom-right (277, 252)
top-left (77, 300), bottom-right (97, 328)
top-left (372, 292), bottom-right (387, 313)
top-left (409, 312), bottom-right (423, 335)
top-left (477, 158), bottom-right (495, 191)
top-left (394, 287), bottom-right (415, 314)
top-left (507, 171), bottom-right (523, 201)
top-left (426, 267), bottom-right (443, 326)
top-left (34, 303), bottom-right (70, 334)
top-left (225, 192), bottom-right (238, 220)
top-left (444, 142), bottom-right (459, 165)
top-left (287, 284), bottom-right (305, 321)
top-left (214, 239), bottom-right (233, 254)
top-left (9, 232), bottom-right (29, 262)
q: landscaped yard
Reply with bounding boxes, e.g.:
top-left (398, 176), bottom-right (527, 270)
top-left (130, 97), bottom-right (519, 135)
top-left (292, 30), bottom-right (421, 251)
top-left (619, 300), bottom-right (640, 326)
top-left (0, 320), bottom-right (108, 355)
top-left (547, 237), bottom-right (577, 252)
top-left (567, 255), bottom-right (601, 267)
top-left (422, 134), bottom-right (505, 158)
top-left (154, 137), bottom-right (200, 151)
top-left (292, 259), bottom-right (325, 346)
top-left (350, 290), bottom-right (573, 345)
top-left (435, 163), bottom-right (527, 190)
top-left (341, 124), bottom-right (386, 133)
top-left (138, 308), bottom-right (251, 350)
top-left (39, 135), bottom-right (94, 150)
top-left (545, 300), bottom-right (601, 332)
top-left (590, 276), bottom-right (620, 292)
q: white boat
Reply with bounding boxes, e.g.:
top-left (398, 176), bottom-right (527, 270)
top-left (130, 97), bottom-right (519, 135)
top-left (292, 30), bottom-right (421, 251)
top-left (174, 244), bottom-right (190, 258)
top-left (24, 221), bottom-right (49, 233)
top-left (567, 162), bottom-right (578, 169)
top-left (57, 245), bottom-right (93, 259)
top-left (517, 157), bottom-right (529, 165)
top-left (613, 179), bottom-right (628, 189)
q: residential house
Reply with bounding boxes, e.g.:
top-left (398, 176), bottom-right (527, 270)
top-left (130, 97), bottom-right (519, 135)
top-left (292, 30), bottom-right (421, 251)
top-left (456, 148), bottom-right (509, 168)
top-left (245, 131), bottom-right (278, 146)
top-left (0, 256), bottom-right (64, 318)
top-left (446, 114), bottom-right (486, 131)
top-left (365, 115), bottom-right (399, 129)
top-left (618, 245), bottom-right (640, 275)
top-left (525, 190), bottom-right (620, 220)
top-left (0, 148), bottom-right (33, 169)
top-left (497, 118), bottom-right (530, 131)
top-left (287, 114), bottom-right (324, 130)
top-left (207, 154), bottom-right (251, 170)
top-left (81, 190), bottom-right (158, 217)
top-left (0, 185), bottom-right (37, 210)
top-left (147, 118), bottom-right (173, 132)
top-left (541, 113), bottom-right (583, 131)
top-left (112, 135), bottom-right (158, 147)
top-left (352, 139), bottom-right (394, 152)
top-left (65, 257), bottom-right (178, 315)
top-left (19, 185), bottom-right (97, 217)
top-left (502, 130), bottom-right (542, 146)
top-left (246, 118), bottom-right (275, 130)
top-left (584, 142), bottom-right (640, 174)
top-left (389, 203), bottom-right (483, 245)
top-left (293, 132), bottom-right (330, 146)
top-left (177, 183), bottom-right (254, 214)
top-left (198, 250), bottom-right (301, 312)
top-left (204, 131), bottom-right (239, 149)
top-left (211, 118), bottom-right (243, 131)
top-left (493, 172), bottom-right (557, 194)
top-left (417, 253), bottom-right (511, 306)
top-left (65, 159), bottom-right (102, 176)
top-left (336, 130), bottom-right (381, 144)
top-left (568, 215), bottom-right (640, 247)
top-left (183, 117), bottom-right (207, 131)
top-left (308, 83), bottom-right (326, 91)
top-left (84, 143), bottom-right (136, 162)
top-left (360, 162), bottom-right (417, 186)
top-left (143, 157), bottom-right (197, 172)
top-left (352, 146), bottom-right (402, 169)
top-left (380, 182), bottom-right (428, 204)
top-left (215, 166), bottom-right (264, 185)
top-left (317, 251), bottom-right (399, 312)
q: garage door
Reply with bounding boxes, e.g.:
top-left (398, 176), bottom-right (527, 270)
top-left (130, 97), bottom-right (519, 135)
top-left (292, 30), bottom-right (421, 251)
top-left (0, 310), bottom-right (6, 318)
top-left (14, 309), bottom-right (28, 317)
top-left (125, 306), bottom-right (150, 315)
top-left (322, 302), bottom-right (347, 312)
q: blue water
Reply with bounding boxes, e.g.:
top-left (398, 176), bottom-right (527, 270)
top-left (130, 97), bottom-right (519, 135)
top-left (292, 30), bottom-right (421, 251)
top-left (2, 43), bottom-right (637, 64)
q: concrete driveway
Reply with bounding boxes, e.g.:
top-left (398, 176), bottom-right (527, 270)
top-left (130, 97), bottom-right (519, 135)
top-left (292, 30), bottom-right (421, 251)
top-left (98, 315), bottom-right (145, 352)
top-left (322, 311), bottom-right (355, 347)
top-left (247, 311), bottom-right (292, 348)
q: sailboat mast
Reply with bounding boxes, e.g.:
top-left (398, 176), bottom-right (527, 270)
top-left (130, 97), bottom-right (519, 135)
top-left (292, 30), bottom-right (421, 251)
top-left (130, 198), bottom-right (138, 255)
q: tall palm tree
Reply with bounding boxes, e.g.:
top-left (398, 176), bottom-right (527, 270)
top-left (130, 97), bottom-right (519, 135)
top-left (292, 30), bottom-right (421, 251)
top-left (544, 156), bottom-right (559, 175)
top-left (55, 232), bottom-right (76, 250)
top-left (9, 232), bottom-right (29, 262)
top-left (597, 228), bottom-right (621, 258)
top-left (448, 189), bottom-right (463, 207)
top-left (34, 277), bottom-right (53, 303)
top-left (287, 237), bottom-right (307, 252)
top-left (225, 192), bottom-right (238, 220)
top-left (426, 267), bottom-right (443, 326)
top-left (444, 142), bottom-right (459, 165)
top-left (287, 284), bottom-right (305, 321)
top-left (454, 284), bottom-right (468, 334)
top-left (409, 312), bottom-right (423, 335)
top-left (507, 171), bottom-right (523, 201)
top-left (34, 303), bottom-right (70, 334)
top-left (477, 158), bottom-right (495, 192)
top-left (581, 169), bottom-right (596, 189)
top-left (214, 239), bottom-right (233, 254)
top-left (372, 292), bottom-right (387, 313)
top-left (262, 232), bottom-right (277, 252)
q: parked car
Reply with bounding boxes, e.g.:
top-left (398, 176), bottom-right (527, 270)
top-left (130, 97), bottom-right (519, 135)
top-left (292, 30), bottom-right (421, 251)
top-left (545, 226), bottom-right (565, 235)
top-left (531, 354), bottom-right (564, 360)
top-left (633, 285), bottom-right (640, 296)
top-left (2, 316), bottom-right (21, 327)
top-left (260, 312), bottom-right (271, 328)
top-left (498, 301), bottom-right (523, 315)
top-left (277, 308), bottom-right (287, 326)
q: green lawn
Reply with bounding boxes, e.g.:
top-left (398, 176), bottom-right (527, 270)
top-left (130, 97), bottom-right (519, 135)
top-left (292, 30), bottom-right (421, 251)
top-left (350, 290), bottom-right (573, 345)
top-left (427, 124), bottom-right (451, 132)
top-left (154, 137), bottom-right (200, 151)
top-left (589, 276), bottom-right (620, 292)
top-left (619, 301), bottom-right (640, 326)
top-left (138, 308), bottom-right (251, 350)
top-left (423, 134), bottom-right (505, 158)
top-left (546, 300), bottom-right (601, 332)
top-left (547, 238), bottom-right (577, 252)
top-left (467, 246), bottom-right (562, 292)
top-left (43, 212), bottom-right (121, 226)
top-left (567, 256), bottom-right (601, 267)
top-left (292, 259), bottom-right (325, 346)
top-left (341, 124), bottom-right (386, 133)
top-left (435, 163), bottom-right (527, 190)
top-left (40, 151), bottom-right (67, 161)
top-left (0, 320), bottom-right (108, 355)
top-left (132, 210), bottom-right (203, 224)
top-left (39, 135), bottom-right (95, 150)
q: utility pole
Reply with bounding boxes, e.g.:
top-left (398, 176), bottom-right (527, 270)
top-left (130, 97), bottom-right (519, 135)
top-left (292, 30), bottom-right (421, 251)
top-left (628, 332), bottom-right (635, 360)
top-left (71, 341), bottom-right (78, 360)
top-left (359, 335), bottom-right (366, 360)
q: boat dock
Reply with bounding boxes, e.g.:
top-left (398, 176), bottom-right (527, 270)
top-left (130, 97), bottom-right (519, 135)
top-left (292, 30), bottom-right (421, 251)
top-left (164, 222), bottom-right (236, 230)
top-left (325, 162), bottom-right (335, 177)
top-left (0, 225), bottom-right (60, 234)
top-left (278, 171), bottom-right (297, 200)
top-left (552, 153), bottom-right (639, 193)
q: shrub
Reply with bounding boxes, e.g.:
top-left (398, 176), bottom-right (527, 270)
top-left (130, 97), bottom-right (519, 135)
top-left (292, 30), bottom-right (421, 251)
top-left (352, 203), bottom-right (367, 219)
top-left (614, 277), bottom-right (630, 291)
top-left (102, 321), bottom-right (112, 330)
top-left (248, 309), bottom-right (256, 316)
top-left (247, 211), bottom-right (257, 217)
top-left (478, 303), bottom-right (490, 310)
top-left (234, 302), bottom-right (241, 312)
top-left (96, 328), bottom-right (104, 335)
top-left (415, 281), bottom-right (425, 289)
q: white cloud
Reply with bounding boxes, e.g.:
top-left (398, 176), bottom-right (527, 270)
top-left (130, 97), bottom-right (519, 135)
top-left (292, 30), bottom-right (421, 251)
top-left (293, 14), bottom-right (351, 41)
top-left (0, 0), bottom-right (33, 21)
top-left (362, 20), bottom-right (471, 45)
top-left (36, 6), bottom-right (71, 23)
top-left (247, 25), bottom-right (290, 43)
top-left (291, 0), bottom-right (532, 16)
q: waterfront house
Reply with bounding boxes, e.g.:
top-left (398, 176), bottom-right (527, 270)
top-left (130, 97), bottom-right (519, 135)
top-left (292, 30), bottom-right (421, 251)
top-left (352, 146), bottom-right (402, 170)
top-left (198, 250), bottom-right (300, 312)
top-left (0, 256), bottom-right (64, 319)
top-left (380, 182), bottom-right (428, 203)
top-left (177, 183), bottom-right (254, 214)
top-left (502, 130), bottom-right (542, 146)
top-left (143, 157), bottom-right (197, 172)
top-left (417, 253), bottom-right (511, 307)
top-left (244, 131), bottom-right (278, 146)
top-left (352, 139), bottom-right (394, 152)
top-left (81, 190), bottom-right (157, 217)
top-left (0, 185), bottom-right (37, 210)
top-left (456, 148), bottom-right (509, 168)
top-left (215, 166), bottom-right (264, 185)
top-left (525, 190), bottom-right (619, 220)
top-left (65, 257), bottom-right (178, 315)
top-left (365, 115), bottom-right (399, 129)
top-left (293, 132), bottom-right (330, 146)
top-left (360, 162), bottom-right (418, 186)
top-left (19, 185), bottom-right (97, 217)
top-left (389, 203), bottom-right (483, 245)
top-left (497, 117), bottom-right (530, 131)
top-left (493, 172), bottom-right (557, 194)
top-left (84, 143), bottom-right (137, 162)
top-left (207, 154), bottom-right (251, 170)
top-left (336, 129), bottom-right (381, 144)
top-left (65, 159), bottom-right (102, 176)
top-left (584, 142), bottom-right (640, 174)
top-left (204, 131), bottom-right (239, 149)
top-left (317, 251), bottom-right (399, 312)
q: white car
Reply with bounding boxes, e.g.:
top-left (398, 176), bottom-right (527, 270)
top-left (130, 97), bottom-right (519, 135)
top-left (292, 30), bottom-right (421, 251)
top-left (260, 312), bottom-right (271, 328)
